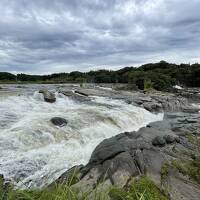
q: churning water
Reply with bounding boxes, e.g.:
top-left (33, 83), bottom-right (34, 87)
top-left (0, 85), bottom-right (163, 188)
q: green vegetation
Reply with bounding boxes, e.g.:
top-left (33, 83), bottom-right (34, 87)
top-left (0, 176), bottom-right (168, 200)
top-left (160, 162), bottom-right (171, 182)
top-left (0, 72), bottom-right (16, 82)
top-left (186, 133), bottom-right (200, 151)
top-left (160, 148), bottom-right (200, 186)
top-left (171, 157), bottom-right (200, 184)
top-left (1, 61), bottom-right (200, 91)
top-left (109, 176), bottom-right (167, 200)
top-left (144, 79), bottom-right (153, 92)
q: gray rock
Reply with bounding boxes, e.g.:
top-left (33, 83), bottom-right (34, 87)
top-left (152, 136), bottom-right (166, 147)
top-left (51, 165), bottom-right (83, 186)
top-left (143, 102), bottom-right (163, 112)
top-left (50, 117), bottom-right (68, 127)
top-left (89, 137), bottom-right (125, 164)
top-left (164, 135), bottom-right (175, 144)
top-left (135, 149), bottom-right (145, 173)
top-left (103, 152), bottom-right (138, 187)
top-left (59, 90), bottom-right (91, 103)
top-left (39, 90), bottom-right (56, 103)
top-left (175, 137), bottom-right (181, 143)
top-left (74, 90), bottom-right (89, 97)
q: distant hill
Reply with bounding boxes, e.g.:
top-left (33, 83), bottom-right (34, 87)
top-left (1, 61), bottom-right (200, 91)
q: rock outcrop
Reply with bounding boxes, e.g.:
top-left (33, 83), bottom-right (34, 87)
top-left (54, 112), bottom-right (200, 200)
top-left (172, 87), bottom-right (200, 103)
top-left (63, 87), bottom-right (197, 113)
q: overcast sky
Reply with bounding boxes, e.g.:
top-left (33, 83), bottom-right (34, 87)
top-left (0, 0), bottom-right (200, 74)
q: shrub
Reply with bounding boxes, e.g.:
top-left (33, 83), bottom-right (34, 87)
top-left (144, 79), bottom-right (153, 92)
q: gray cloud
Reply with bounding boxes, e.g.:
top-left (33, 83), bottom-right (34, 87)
top-left (0, 0), bottom-right (200, 74)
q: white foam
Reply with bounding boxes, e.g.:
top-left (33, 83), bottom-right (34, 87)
top-left (96, 86), bottom-right (113, 91)
top-left (0, 92), bottom-right (163, 188)
top-left (173, 85), bottom-right (183, 90)
top-left (192, 103), bottom-right (200, 112)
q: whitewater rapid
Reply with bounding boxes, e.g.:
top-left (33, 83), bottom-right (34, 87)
top-left (0, 89), bottom-right (163, 188)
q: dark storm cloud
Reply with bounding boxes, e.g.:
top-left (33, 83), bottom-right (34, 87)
top-left (0, 0), bottom-right (200, 74)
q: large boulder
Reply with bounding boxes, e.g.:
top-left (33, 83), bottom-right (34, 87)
top-left (50, 117), bottom-right (68, 127)
top-left (39, 90), bottom-right (56, 103)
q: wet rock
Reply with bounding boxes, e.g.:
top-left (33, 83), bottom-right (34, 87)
top-left (50, 117), bottom-right (68, 127)
top-left (152, 136), bottom-right (166, 147)
top-left (74, 90), bottom-right (89, 97)
top-left (143, 102), bottom-right (163, 112)
top-left (39, 90), bottom-right (56, 103)
top-left (59, 90), bottom-right (91, 103)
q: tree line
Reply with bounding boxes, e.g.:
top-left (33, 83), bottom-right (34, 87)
top-left (1, 61), bottom-right (200, 91)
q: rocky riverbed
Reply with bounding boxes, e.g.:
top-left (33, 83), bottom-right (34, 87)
top-left (1, 84), bottom-right (200, 200)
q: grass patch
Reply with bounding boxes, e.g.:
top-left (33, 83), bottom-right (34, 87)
top-left (171, 157), bottom-right (200, 184)
top-left (186, 133), bottom-right (200, 150)
top-left (160, 162), bottom-right (171, 182)
top-left (109, 176), bottom-right (168, 200)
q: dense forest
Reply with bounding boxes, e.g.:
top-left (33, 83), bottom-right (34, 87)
top-left (1, 61), bottom-right (200, 91)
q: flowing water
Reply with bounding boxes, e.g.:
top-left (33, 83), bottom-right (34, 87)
top-left (0, 84), bottom-right (163, 188)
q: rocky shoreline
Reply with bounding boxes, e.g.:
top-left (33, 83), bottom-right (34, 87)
top-left (49, 86), bottom-right (200, 200)
top-left (56, 112), bottom-right (200, 200)
top-left (1, 86), bottom-right (200, 200)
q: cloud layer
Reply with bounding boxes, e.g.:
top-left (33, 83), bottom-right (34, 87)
top-left (0, 0), bottom-right (200, 74)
